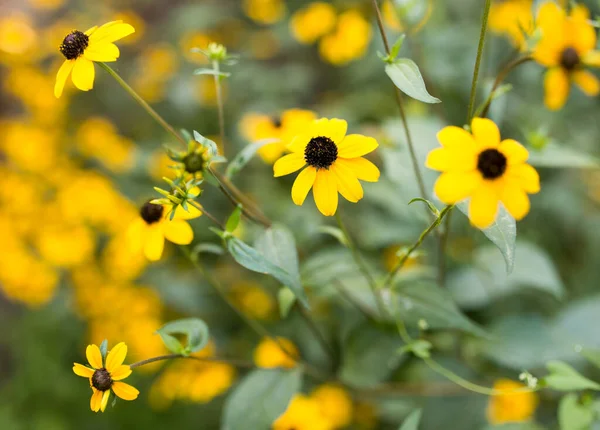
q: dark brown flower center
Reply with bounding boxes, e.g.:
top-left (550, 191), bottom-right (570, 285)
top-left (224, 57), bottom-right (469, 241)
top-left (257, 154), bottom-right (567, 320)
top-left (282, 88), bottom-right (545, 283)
top-left (271, 116), bottom-right (282, 128)
top-left (304, 136), bottom-right (337, 169)
top-left (140, 201), bottom-right (164, 224)
top-left (59, 30), bottom-right (89, 60)
top-left (477, 149), bottom-right (507, 179)
top-left (560, 47), bottom-right (580, 71)
top-left (91, 368), bottom-right (113, 391)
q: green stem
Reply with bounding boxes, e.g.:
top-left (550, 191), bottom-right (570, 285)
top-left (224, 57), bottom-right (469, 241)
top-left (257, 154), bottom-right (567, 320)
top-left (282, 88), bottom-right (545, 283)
top-left (99, 63), bottom-right (186, 146)
top-left (212, 60), bottom-right (226, 157)
top-left (335, 212), bottom-right (387, 318)
top-left (129, 354), bottom-right (258, 370)
top-left (371, 0), bottom-right (428, 201)
top-left (479, 56), bottom-right (532, 118)
top-left (466, 0), bottom-right (493, 122)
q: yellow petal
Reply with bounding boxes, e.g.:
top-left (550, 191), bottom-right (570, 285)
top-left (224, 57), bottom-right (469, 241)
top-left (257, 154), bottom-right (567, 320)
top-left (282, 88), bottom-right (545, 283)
top-left (498, 139), bottom-right (529, 165)
top-left (572, 70), bottom-right (600, 96)
top-left (54, 60), bottom-right (74, 98)
top-left (566, 5), bottom-right (596, 55)
top-left (84, 26), bottom-right (98, 36)
top-left (89, 21), bottom-right (135, 44)
top-left (143, 224), bottom-right (165, 261)
top-left (105, 342), bottom-right (127, 372)
top-left (110, 365), bottom-right (132, 381)
top-left (536, 2), bottom-right (566, 47)
top-left (433, 171), bottom-right (482, 204)
top-left (336, 134), bottom-right (378, 159)
top-left (291, 167), bottom-right (317, 205)
top-left (436, 126), bottom-right (477, 151)
top-left (583, 51), bottom-right (600, 67)
top-left (471, 118), bottom-right (500, 149)
top-left (501, 183), bottom-right (530, 221)
top-left (100, 390), bottom-right (110, 412)
top-left (469, 185), bottom-right (500, 229)
top-left (112, 381), bottom-right (140, 401)
top-left (126, 218), bottom-right (146, 255)
top-left (544, 68), bottom-right (570, 110)
top-left (313, 169), bottom-right (338, 216)
top-left (71, 57), bottom-right (95, 91)
top-left (336, 157), bottom-right (380, 182)
top-left (273, 152), bottom-right (306, 177)
top-left (332, 162), bottom-right (363, 203)
top-left (163, 220), bottom-right (194, 245)
top-left (425, 147), bottom-right (477, 172)
top-left (90, 389), bottom-right (103, 412)
top-left (86, 344), bottom-right (103, 369)
top-left (73, 363), bottom-right (95, 378)
top-left (310, 118), bottom-right (347, 144)
top-left (84, 42), bottom-right (120, 62)
top-left (173, 204), bottom-right (202, 220)
top-left (506, 164), bottom-right (540, 194)
top-left (287, 132), bottom-right (312, 153)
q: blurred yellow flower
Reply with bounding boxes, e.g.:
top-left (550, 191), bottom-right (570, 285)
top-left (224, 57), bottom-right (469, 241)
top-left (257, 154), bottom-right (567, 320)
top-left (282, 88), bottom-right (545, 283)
top-left (1, 122), bottom-right (58, 173)
top-left (383, 244), bottom-right (420, 272)
top-left (73, 342), bottom-right (139, 413)
top-left (382, 0), bottom-right (433, 34)
top-left (533, 2), bottom-right (600, 110)
top-left (290, 2), bottom-right (337, 44)
top-left (311, 384), bottom-right (353, 429)
top-left (101, 233), bottom-right (148, 282)
top-left (54, 20), bottom-right (135, 98)
top-left (243, 0), bottom-right (286, 25)
top-left (112, 11), bottom-right (145, 44)
top-left (150, 150), bottom-right (177, 181)
top-left (240, 109), bottom-right (317, 163)
top-left (487, 379), bottom-right (538, 425)
top-left (76, 117), bottom-right (135, 172)
top-left (273, 394), bottom-right (333, 430)
top-left (0, 14), bottom-right (37, 56)
top-left (230, 281), bottom-right (275, 320)
top-left (426, 118), bottom-right (540, 228)
top-left (36, 223), bottom-right (95, 268)
top-left (274, 118), bottom-right (380, 216)
top-left (319, 11), bottom-right (372, 66)
top-left (253, 337), bottom-right (298, 369)
top-left (149, 341), bottom-right (236, 408)
top-left (180, 31), bottom-right (212, 63)
top-left (126, 201), bottom-right (202, 261)
top-left (489, 0), bottom-right (534, 50)
top-left (249, 30), bottom-right (281, 60)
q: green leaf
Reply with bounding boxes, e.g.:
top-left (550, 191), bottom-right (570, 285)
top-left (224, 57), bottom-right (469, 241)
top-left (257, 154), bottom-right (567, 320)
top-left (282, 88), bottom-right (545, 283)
top-left (340, 322), bottom-right (406, 387)
top-left (192, 242), bottom-right (224, 256)
top-left (456, 201), bottom-right (516, 274)
top-left (399, 409), bottom-right (422, 430)
top-left (226, 204), bottom-right (243, 233)
top-left (528, 142), bottom-right (599, 169)
top-left (99, 339), bottom-right (108, 361)
top-left (580, 348), bottom-right (600, 369)
top-left (193, 130), bottom-right (218, 157)
top-left (317, 226), bottom-right (349, 247)
top-left (390, 282), bottom-right (487, 337)
top-left (544, 360), bottom-right (600, 391)
top-left (193, 68), bottom-right (231, 78)
top-left (277, 287), bottom-right (296, 318)
top-left (558, 393), bottom-right (594, 430)
top-left (225, 138), bottom-right (279, 178)
top-left (389, 34), bottom-right (406, 60)
top-left (222, 369), bottom-right (301, 430)
top-left (385, 59), bottom-right (441, 104)
top-left (156, 318), bottom-right (209, 356)
top-left (399, 340), bottom-right (432, 359)
top-left (408, 198), bottom-right (440, 217)
top-left (227, 237), bottom-right (308, 308)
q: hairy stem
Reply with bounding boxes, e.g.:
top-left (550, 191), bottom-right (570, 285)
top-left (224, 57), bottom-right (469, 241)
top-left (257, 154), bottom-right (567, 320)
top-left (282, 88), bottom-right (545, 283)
top-left (213, 60), bottom-right (227, 157)
top-left (466, 0), bottom-right (493, 122)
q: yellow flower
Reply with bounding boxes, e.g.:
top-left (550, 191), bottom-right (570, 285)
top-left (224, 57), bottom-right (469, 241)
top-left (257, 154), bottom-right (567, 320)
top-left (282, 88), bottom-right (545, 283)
top-left (253, 337), bottom-right (298, 369)
top-left (382, 0), bottom-right (433, 34)
top-left (73, 342), bottom-right (139, 413)
top-left (54, 20), bottom-right (135, 98)
top-left (290, 2), bottom-right (337, 45)
top-left (426, 118), bottom-right (540, 228)
top-left (243, 0), bottom-right (286, 25)
top-left (0, 14), bottom-right (37, 56)
top-left (533, 2), bottom-right (600, 110)
top-left (273, 394), bottom-right (333, 430)
top-left (230, 281), bottom-right (275, 320)
top-left (274, 118), bottom-right (380, 216)
top-left (487, 379), bottom-right (538, 425)
top-left (311, 384), bottom-right (353, 429)
top-left (126, 201), bottom-right (202, 261)
top-left (240, 109), bottom-right (317, 163)
top-left (489, 0), bottom-right (534, 50)
top-left (319, 11), bottom-right (372, 66)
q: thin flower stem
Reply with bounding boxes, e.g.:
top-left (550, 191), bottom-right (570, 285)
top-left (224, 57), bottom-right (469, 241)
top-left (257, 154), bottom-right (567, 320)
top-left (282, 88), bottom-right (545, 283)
top-left (335, 212), bottom-right (387, 318)
top-left (213, 60), bottom-right (226, 157)
top-left (99, 63), bottom-right (186, 146)
top-left (466, 0), bottom-right (493, 122)
top-left (129, 354), bottom-right (258, 369)
top-left (190, 201), bottom-right (225, 230)
top-left (381, 205), bottom-right (453, 291)
top-left (295, 304), bottom-right (337, 364)
top-left (371, 0), bottom-right (428, 201)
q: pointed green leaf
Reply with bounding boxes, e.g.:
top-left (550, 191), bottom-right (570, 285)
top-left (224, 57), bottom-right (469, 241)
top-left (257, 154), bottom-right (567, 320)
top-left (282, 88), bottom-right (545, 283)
top-left (399, 409), bottom-right (422, 430)
top-left (385, 58), bottom-right (441, 104)
top-left (225, 138), bottom-right (279, 178)
top-left (156, 318), bottom-right (209, 356)
top-left (544, 360), bottom-right (600, 391)
top-left (226, 204), bottom-right (243, 233)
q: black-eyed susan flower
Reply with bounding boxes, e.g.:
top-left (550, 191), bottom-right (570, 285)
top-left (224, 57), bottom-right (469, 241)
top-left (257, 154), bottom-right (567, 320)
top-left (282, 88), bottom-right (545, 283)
top-left (73, 342), bottom-right (139, 413)
top-left (54, 20), bottom-right (134, 98)
top-left (533, 2), bottom-right (600, 110)
top-left (486, 379), bottom-right (538, 425)
top-left (273, 118), bottom-right (380, 216)
top-left (426, 118), bottom-right (540, 228)
top-left (126, 201), bottom-right (201, 261)
top-left (489, 0), bottom-right (534, 50)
